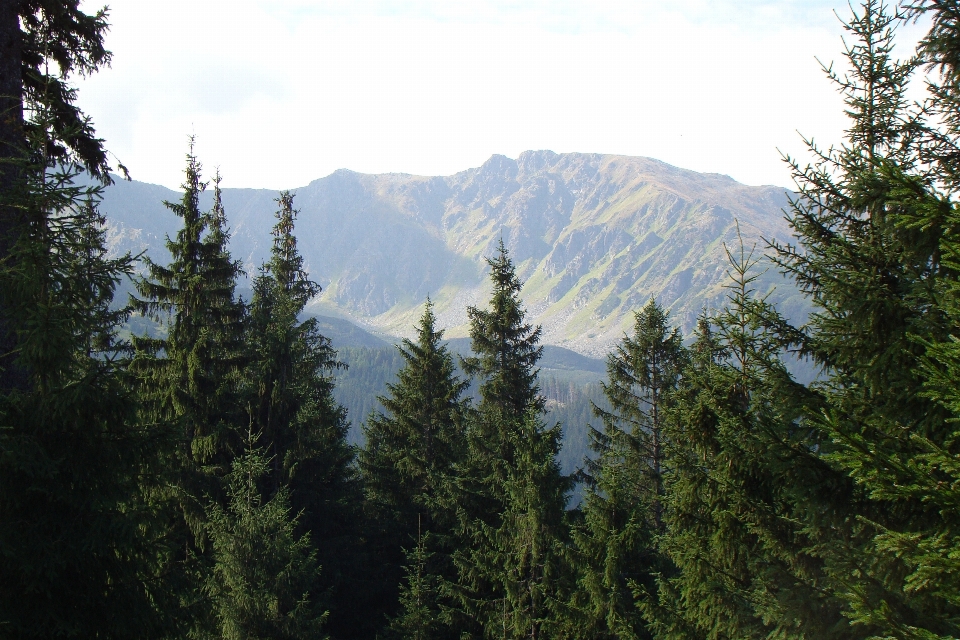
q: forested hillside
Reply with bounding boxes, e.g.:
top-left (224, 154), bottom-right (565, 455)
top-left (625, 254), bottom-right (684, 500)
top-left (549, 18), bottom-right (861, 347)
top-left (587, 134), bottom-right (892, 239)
top-left (332, 339), bottom-right (606, 475)
top-left (2, 2), bottom-right (960, 640)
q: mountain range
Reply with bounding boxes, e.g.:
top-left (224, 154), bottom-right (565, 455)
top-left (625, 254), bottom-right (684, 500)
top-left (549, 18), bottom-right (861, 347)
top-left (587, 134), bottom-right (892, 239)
top-left (100, 150), bottom-right (805, 357)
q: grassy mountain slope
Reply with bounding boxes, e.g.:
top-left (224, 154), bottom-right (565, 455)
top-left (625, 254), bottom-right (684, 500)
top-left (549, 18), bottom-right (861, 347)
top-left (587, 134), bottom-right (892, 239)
top-left (99, 151), bottom-right (803, 357)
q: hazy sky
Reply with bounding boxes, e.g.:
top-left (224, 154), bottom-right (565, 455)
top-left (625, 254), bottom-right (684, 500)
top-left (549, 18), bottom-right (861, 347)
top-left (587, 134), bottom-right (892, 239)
top-left (74, 1), bottom-right (928, 190)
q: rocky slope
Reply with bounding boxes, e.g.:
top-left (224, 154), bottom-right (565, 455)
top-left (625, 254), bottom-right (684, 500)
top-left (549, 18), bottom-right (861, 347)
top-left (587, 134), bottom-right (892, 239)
top-left (101, 151), bottom-right (804, 356)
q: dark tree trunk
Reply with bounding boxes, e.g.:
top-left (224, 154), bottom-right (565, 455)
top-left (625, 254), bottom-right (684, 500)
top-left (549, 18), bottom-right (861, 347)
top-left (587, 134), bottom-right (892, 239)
top-left (0, 2), bottom-right (21, 152)
top-left (0, 0), bottom-right (25, 391)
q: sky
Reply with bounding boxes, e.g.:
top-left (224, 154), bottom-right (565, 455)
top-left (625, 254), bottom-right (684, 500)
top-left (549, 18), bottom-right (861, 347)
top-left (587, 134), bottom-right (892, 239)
top-left (74, 0), bottom-right (930, 190)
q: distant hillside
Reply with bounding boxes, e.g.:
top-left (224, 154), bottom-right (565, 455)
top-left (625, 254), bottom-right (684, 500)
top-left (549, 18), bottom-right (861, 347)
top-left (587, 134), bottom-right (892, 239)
top-left (311, 314), bottom-right (391, 349)
top-left (312, 313), bottom-right (606, 374)
top-left (99, 151), bottom-right (805, 356)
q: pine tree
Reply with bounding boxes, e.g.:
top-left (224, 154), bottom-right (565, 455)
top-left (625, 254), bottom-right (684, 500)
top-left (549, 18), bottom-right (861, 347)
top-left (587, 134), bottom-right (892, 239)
top-left (642, 241), bottom-right (851, 640)
top-left (447, 240), bottom-right (569, 639)
top-left (129, 149), bottom-right (248, 636)
top-left (359, 298), bottom-right (468, 631)
top-left (0, 1), bottom-right (120, 392)
top-left (202, 431), bottom-right (327, 640)
top-left (244, 191), bottom-right (366, 639)
top-left (131, 152), bottom-right (247, 478)
top-left (570, 299), bottom-right (685, 640)
top-left (754, 1), bottom-right (960, 636)
top-left (389, 526), bottom-right (443, 640)
top-left (0, 90), bottom-right (167, 637)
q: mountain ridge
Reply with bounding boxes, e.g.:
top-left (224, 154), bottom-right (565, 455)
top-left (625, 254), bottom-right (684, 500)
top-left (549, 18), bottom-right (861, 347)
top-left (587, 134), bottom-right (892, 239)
top-left (101, 150), bottom-right (805, 357)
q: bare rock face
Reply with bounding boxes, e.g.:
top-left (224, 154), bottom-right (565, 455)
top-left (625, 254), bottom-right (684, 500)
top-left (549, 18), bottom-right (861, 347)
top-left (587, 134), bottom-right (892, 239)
top-left (99, 151), bottom-right (804, 356)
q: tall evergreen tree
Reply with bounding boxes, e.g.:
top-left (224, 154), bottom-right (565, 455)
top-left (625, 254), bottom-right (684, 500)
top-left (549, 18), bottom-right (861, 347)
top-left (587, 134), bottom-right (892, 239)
top-left (872, 5), bottom-right (960, 634)
top-left (362, 298), bottom-right (467, 535)
top-left (754, 1), bottom-right (960, 636)
top-left (246, 192), bottom-right (348, 498)
top-left (630, 4), bottom-right (960, 637)
top-left (359, 298), bottom-right (468, 633)
top-left (462, 241), bottom-right (543, 420)
top-left (0, 89), bottom-right (167, 637)
top-left (129, 150), bottom-right (248, 636)
top-left (201, 432), bottom-right (327, 640)
top-left (447, 240), bottom-right (569, 639)
top-left (569, 299), bottom-right (685, 640)
top-left (244, 192), bottom-right (365, 639)
top-left (642, 243), bottom-right (850, 640)
top-left (131, 154), bottom-right (247, 477)
top-left (0, 1), bottom-right (120, 392)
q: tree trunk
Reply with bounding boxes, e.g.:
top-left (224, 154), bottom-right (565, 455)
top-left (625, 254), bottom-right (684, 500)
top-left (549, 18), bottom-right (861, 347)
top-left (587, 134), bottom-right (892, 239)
top-left (0, 1), bottom-right (26, 391)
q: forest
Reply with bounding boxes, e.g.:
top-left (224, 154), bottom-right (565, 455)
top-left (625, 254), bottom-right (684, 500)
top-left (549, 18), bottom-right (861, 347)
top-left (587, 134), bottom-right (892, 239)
top-left (2, 1), bottom-right (960, 639)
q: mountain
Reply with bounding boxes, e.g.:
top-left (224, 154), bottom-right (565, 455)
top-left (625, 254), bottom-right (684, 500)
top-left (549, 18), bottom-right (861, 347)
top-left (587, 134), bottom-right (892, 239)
top-left (100, 150), bottom-right (804, 356)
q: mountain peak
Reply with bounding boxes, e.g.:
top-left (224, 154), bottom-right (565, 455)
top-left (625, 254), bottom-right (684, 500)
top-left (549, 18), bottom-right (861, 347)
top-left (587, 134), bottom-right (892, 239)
top-left (99, 153), bottom-right (801, 357)
top-left (477, 153), bottom-right (519, 179)
top-left (516, 149), bottom-right (561, 173)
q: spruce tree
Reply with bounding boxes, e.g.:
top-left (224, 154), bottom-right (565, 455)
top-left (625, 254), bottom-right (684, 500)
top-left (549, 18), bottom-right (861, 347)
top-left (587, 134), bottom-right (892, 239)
top-left (359, 298), bottom-right (468, 632)
top-left (131, 154), bottom-right (247, 478)
top-left (129, 150), bottom-right (248, 636)
top-left (389, 528), bottom-right (443, 640)
top-left (0, 94), bottom-right (167, 637)
top-left (0, 1), bottom-right (120, 393)
top-left (202, 432), bottom-right (327, 640)
top-left (569, 299), bottom-right (685, 640)
top-left (462, 240), bottom-right (543, 419)
top-left (447, 240), bottom-right (569, 639)
top-left (754, 1), bottom-right (960, 635)
top-left (876, 5), bottom-right (960, 634)
top-left (642, 243), bottom-right (850, 640)
top-left (246, 191), bottom-right (348, 499)
top-left (489, 407), bottom-right (568, 639)
top-left (244, 192), bottom-right (365, 639)
top-left (635, 4), bottom-right (960, 637)
top-left (361, 298), bottom-right (467, 534)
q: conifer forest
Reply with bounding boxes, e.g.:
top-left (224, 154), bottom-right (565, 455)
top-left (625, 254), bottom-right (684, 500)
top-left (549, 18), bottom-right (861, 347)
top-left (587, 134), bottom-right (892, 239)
top-left (4, 1), bottom-right (960, 639)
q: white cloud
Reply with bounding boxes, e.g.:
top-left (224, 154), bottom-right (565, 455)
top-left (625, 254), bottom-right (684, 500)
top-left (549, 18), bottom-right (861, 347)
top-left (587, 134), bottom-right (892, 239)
top-left (75, 0), bottom-right (929, 190)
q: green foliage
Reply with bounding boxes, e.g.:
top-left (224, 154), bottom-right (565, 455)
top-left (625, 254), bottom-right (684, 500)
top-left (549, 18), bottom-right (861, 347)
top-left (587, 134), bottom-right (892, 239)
top-left (447, 241), bottom-right (570, 639)
top-left (360, 299), bottom-right (468, 633)
top-left (361, 299), bottom-right (467, 532)
top-left (246, 191), bottom-right (347, 500)
top-left (462, 239), bottom-right (544, 419)
top-left (0, 95), bottom-right (166, 637)
top-left (13, 0), bottom-right (117, 181)
top-left (128, 150), bottom-right (248, 637)
top-left (389, 529), bottom-right (444, 640)
top-left (0, 0), bottom-right (120, 397)
top-left (131, 153), bottom-right (246, 473)
top-left (763, 1), bottom-right (960, 636)
top-left (14, 2), bottom-right (960, 639)
top-left (449, 409), bottom-right (569, 640)
top-left (644, 243), bottom-right (849, 640)
top-left (569, 299), bottom-right (685, 640)
top-left (202, 434), bottom-right (327, 640)
top-left (244, 192), bottom-right (366, 640)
